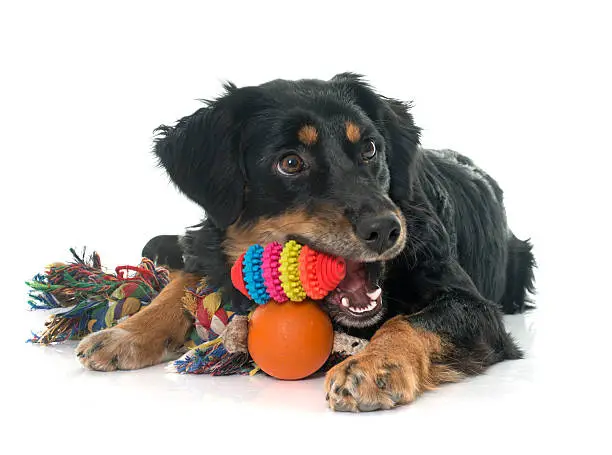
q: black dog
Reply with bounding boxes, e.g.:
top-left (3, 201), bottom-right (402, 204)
top-left (80, 73), bottom-right (535, 412)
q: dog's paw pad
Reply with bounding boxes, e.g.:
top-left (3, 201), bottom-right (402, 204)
top-left (325, 354), bottom-right (412, 412)
top-left (75, 328), bottom-right (164, 371)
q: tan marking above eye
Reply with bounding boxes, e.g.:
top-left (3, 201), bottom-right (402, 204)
top-left (345, 122), bottom-right (361, 143)
top-left (297, 125), bottom-right (318, 146)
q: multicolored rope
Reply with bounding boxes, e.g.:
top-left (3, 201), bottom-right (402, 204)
top-left (173, 279), bottom-right (254, 375)
top-left (26, 249), bottom-right (169, 344)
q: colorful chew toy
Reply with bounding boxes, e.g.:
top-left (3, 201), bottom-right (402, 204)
top-left (229, 241), bottom-right (345, 379)
top-left (231, 240), bottom-right (346, 305)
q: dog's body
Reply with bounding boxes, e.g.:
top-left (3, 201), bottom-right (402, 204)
top-left (77, 74), bottom-right (534, 412)
top-left (141, 234), bottom-right (185, 271)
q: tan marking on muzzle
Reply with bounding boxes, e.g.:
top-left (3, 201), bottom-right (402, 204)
top-left (223, 207), bottom-right (368, 264)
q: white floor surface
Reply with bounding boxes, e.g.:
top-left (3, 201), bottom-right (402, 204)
top-left (6, 265), bottom-right (610, 454)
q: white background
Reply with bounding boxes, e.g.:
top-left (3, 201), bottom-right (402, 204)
top-left (1, 1), bottom-right (611, 454)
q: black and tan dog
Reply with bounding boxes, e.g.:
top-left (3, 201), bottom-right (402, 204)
top-left (76, 73), bottom-right (535, 412)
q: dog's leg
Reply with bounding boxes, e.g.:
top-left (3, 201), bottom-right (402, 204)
top-left (325, 279), bottom-right (521, 412)
top-left (76, 273), bottom-right (200, 371)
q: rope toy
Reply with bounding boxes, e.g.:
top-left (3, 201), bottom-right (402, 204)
top-left (26, 248), bottom-right (169, 344)
top-left (231, 240), bottom-right (346, 305)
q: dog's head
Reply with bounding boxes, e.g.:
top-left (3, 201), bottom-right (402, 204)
top-left (155, 73), bottom-right (421, 328)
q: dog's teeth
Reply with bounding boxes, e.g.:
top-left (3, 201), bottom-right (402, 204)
top-left (366, 288), bottom-right (382, 301)
top-left (341, 297), bottom-right (349, 307)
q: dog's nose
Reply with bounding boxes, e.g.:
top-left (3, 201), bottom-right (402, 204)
top-left (356, 214), bottom-right (402, 254)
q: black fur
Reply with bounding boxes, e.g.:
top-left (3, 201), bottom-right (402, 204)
top-left (141, 235), bottom-right (184, 270)
top-left (149, 73), bottom-right (535, 374)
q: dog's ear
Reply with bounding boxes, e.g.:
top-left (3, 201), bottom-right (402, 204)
top-left (154, 85), bottom-right (246, 228)
top-left (331, 73), bottom-right (422, 199)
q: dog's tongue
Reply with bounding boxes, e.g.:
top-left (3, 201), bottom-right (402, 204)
top-left (332, 261), bottom-right (381, 311)
top-left (337, 261), bottom-right (366, 292)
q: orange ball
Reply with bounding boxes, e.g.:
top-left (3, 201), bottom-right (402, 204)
top-left (248, 299), bottom-right (333, 380)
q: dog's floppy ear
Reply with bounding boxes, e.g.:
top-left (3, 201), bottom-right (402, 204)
top-left (154, 85), bottom-right (245, 228)
top-left (331, 73), bottom-right (422, 200)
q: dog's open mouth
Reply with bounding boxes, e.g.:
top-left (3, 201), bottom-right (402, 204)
top-left (326, 260), bottom-right (384, 321)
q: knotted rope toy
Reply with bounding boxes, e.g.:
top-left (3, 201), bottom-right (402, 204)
top-left (26, 248), bottom-right (169, 344)
top-left (26, 247), bottom-right (368, 378)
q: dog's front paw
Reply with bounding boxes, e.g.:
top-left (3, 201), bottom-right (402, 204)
top-left (75, 328), bottom-right (170, 371)
top-left (325, 353), bottom-right (417, 412)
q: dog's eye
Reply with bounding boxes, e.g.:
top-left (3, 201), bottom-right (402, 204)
top-left (277, 154), bottom-right (305, 175)
top-left (361, 140), bottom-right (377, 161)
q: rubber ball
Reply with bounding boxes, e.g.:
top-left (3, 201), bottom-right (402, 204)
top-left (248, 299), bottom-right (333, 380)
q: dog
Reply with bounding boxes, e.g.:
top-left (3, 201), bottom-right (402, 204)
top-left (76, 73), bottom-right (535, 412)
